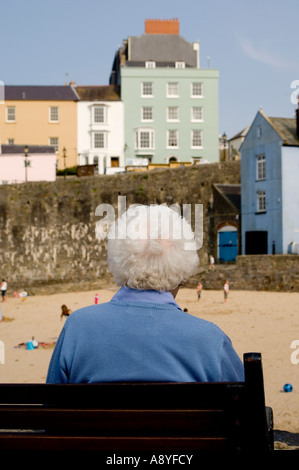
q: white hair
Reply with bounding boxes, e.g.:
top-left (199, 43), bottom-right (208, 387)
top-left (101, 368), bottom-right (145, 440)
top-left (107, 204), bottom-right (199, 291)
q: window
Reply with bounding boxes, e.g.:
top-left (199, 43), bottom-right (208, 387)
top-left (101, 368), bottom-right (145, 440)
top-left (257, 191), bottom-right (266, 213)
top-left (7, 138), bottom-right (14, 145)
top-left (93, 106), bottom-right (106, 123)
top-left (94, 132), bottom-right (106, 148)
top-left (6, 106), bottom-right (16, 122)
top-left (49, 137), bottom-right (59, 152)
top-left (175, 61), bottom-right (185, 68)
top-left (167, 82), bottom-right (179, 97)
top-left (192, 106), bottom-right (203, 121)
top-left (167, 107), bottom-right (179, 121)
top-left (145, 61), bottom-right (156, 68)
top-left (256, 154), bottom-right (266, 180)
top-left (191, 82), bottom-right (203, 97)
top-left (142, 82), bottom-right (153, 97)
top-left (167, 130), bottom-right (178, 148)
top-left (136, 129), bottom-right (154, 149)
top-left (49, 106), bottom-right (59, 122)
top-left (257, 125), bottom-right (262, 138)
top-left (142, 107), bottom-right (153, 121)
top-left (192, 130), bottom-right (203, 147)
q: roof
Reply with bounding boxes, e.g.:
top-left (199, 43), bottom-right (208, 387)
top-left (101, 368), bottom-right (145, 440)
top-left (229, 126), bottom-right (249, 142)
top-left (268, 116), bottom-right (299, 146)
top-left (127, 34), bottom-right (198, 67)
top-left (4, 85), bottom-right (79, 101)
top-left (257, 110), bottom-right (299, 146)
top-left (214, 184), bottom-right (241, 212)
top-left (0, 145), bottom-right (56, 155)
top-left (126, 60), bottom-right (194, 68)
top-left (75, 85), bottom-right (120, 101)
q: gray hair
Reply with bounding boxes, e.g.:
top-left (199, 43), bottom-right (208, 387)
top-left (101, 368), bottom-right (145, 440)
top-left (107, 204), bottom-right (199, 291)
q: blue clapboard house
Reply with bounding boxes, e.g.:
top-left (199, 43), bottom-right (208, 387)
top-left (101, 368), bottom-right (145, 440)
top-left (240, 108), bottom-right (299, 254)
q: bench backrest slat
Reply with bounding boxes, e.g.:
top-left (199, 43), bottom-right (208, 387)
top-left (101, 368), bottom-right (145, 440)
top-left (0, 408), bottom-right (241, 437)
top-left (0, 382), bottom-right (244, 408)
top-left (0, 435), bottom-right (231, 451)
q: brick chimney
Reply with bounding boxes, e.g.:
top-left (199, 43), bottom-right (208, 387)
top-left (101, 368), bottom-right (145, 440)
top-left (145, 19), bottom-right (179, 35)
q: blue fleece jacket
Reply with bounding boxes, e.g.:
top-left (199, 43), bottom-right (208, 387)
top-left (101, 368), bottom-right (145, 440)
top-left (46, 287), bottom-right (244, 383)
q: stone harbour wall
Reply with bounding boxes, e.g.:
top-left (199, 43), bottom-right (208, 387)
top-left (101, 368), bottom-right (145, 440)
top-left (1, 161), bottom-right (299, 294)
top-left (189, 255), bottom-right (299, 292)
top-left (0, 161), bottom-right (240, 293)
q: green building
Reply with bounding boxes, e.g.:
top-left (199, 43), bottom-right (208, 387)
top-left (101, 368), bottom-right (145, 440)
top-left (110, 19), bottom-right (219, 167)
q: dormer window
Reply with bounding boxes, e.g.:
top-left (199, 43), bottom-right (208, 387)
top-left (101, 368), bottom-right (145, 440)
top-left (145, 61), bottom-right (156, 68)
top-left (175, 61), bottom-right (185, 69)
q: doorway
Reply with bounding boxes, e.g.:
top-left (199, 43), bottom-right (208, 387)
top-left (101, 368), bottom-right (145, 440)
top-left (245, 231), bottom-right (268, 254)
top-left (218, 229), bottom-right (238, 261)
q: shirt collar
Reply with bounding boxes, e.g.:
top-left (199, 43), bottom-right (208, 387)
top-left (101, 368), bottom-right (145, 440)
top-left (111, 286), bottom-right (182, 310)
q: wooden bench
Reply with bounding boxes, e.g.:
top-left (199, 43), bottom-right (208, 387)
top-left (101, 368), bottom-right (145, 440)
top-left (0, 352), bottom-right (273, 451)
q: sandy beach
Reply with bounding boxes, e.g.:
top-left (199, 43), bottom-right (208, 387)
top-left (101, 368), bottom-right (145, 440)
top-left (0, 286), bottom-right (299, 434)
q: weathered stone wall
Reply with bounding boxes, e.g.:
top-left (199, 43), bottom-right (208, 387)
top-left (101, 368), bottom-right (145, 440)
top-left (1, 161), bottom-right (298, 294)
top-left (0, 161), bottom-right (241, 293)
top-left (191, 255), bottom-right (299, 292)
top-left (235, 255), bottom-right (299, 291)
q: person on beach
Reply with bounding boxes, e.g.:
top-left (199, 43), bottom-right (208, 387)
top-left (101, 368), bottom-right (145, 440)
top-left (196, 281), bottom-right (203, 301)
top-left (209, 255), bottom-right (215, 270)
top-left (47, 204), bottom-right (244, 384)
top-left (224, 280), bottom-right (229, 302)
top-left (1, 280), bottom-right (7, 302)
top-left (60, 304), bottom-right (72, 320)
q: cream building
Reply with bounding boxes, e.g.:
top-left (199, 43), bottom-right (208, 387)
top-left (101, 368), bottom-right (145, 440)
top-left (0, 85), bottom-right (78, 169)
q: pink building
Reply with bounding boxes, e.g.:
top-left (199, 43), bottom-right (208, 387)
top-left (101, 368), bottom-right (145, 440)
top-left (0, 145), bottom-right (56, 184)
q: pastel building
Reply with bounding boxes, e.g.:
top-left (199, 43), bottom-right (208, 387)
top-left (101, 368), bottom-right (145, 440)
top-left (0, 85), bottom-right (78, 169)
top-left (0, 144), bottom-right (56, 184)
top-left (110, 19), bottom-right (219, 167)
top-left (241, 108), bottom-right (299, 254)
top-left (76, 85), bottom-right (125, 174)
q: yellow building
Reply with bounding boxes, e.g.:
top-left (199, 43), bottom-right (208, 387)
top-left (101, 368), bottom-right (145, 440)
top-left (0, 85), bottom-right (78, 169)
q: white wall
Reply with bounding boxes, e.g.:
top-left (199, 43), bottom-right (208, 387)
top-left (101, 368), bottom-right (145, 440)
top-left (281, 146), bottom-right (299, 253)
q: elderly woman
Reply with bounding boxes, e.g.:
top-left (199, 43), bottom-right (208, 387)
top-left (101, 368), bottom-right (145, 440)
top-left (47, 204), bottom-right (244, 383)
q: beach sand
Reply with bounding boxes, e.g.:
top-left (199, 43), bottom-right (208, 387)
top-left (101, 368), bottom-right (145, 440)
top-left (0, 286), bottom-right (299, 434)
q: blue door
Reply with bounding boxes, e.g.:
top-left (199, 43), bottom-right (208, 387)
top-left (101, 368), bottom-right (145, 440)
top-left (219, 231), bottom-right (238, 261)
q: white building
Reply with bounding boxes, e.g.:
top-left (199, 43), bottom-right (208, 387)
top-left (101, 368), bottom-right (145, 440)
top-left (76, 85), bottom-right (125, 175)
top-left (0, 145), bottom-right (56, 184)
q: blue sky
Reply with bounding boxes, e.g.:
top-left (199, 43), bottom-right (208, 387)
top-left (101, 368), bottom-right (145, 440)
top-left (1, 0), bottom-right (298, 137)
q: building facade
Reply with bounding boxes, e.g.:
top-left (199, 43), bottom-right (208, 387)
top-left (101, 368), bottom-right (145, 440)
top-left (0, 86), bottom-right (78, 169)
top-left (110, 19), bottom-right (219, 167)
top-left (0, 145), bottom-right (56, 184)
top-left (76, 85), bottom-right (125, 175)
top-left (241, 109), bottom-right (299, 255)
